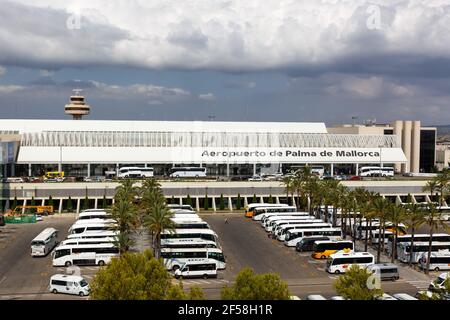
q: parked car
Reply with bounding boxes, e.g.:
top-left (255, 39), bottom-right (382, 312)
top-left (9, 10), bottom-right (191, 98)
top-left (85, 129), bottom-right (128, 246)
top-left (248, 175), bottom-right (262, 182)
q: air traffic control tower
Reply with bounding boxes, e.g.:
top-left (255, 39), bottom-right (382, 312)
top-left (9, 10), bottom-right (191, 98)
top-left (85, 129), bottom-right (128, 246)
top-left (64, 89), bottom-right (90, 120)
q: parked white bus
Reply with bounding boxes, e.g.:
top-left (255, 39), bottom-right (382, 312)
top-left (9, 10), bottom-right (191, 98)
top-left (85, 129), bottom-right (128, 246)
top-left (66, 231), bottom-right (120, 239)
top-left (277, 223), bottom-right (333, 241)
top-left (61, 237), bottom-right (116, 246)
top-left (370, 230), bottom-right (394, 245)
top-left (72, 218), bottom-right (117, 226)
top-left (31, 228), bottom-right (59, 257)
top-left (397, 242), bottom-right (450, 263)
top-left (359, 166), bottom-right (394, 177)
top-left (419, 251), bottom-right (450, 271)
top-left (160, 239), bottom-right (219, 249)
top-left (161, 229), bottom-right (218, 245)
top-left (169, 167), bottom-right (207, 178)
top-left (170, 218), bottom-right (209, 229)
top-left (52, 243), bottom-right (119, 267)
top-left (118, 166), bottom-right (154, 178)
top-left (326, 251), bottom-right (375, 274)
top-left (68, 223), bottom-right (117, 235)
top-left (160, 248), bottom-right (226, 271)
top-left (174, 260), bottom-right (218, 279)
top-left (253, 206), bottom-right (297, 221)
top-left (387, 233), bottom-right (450, 257)
top-left (270, 219), bottom-right (323, 234)
top-left (260, 212), bottom-right (310, 225)
top-left (263, 214), bottom-right (314, 230)
top-left (77, 211), bottom-right (112, 220)
top-left (244, 203), bottom-right (289, 218)
top-left (284, 228), bottom-right (342, 247)
top-left (168, 204), bottom-right (195, 211)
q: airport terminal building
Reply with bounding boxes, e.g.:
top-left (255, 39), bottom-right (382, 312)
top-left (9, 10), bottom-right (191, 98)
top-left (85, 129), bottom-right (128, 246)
top-left (0, 119), bottom-right (409, 178)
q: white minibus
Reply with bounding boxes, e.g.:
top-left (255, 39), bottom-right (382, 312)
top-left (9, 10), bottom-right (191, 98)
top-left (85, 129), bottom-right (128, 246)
top-left (49, 274), bottom-right (90, 296)
top-left (419, 251), bottom-right (450, 271)
top-left (326, 251), bottom-right (375, 274)
top-left (284, 228), bottom-right (342, 247)
top-left (118, 167), bottom-right (154, 178)
top-left (52, 243), bottom-right (119, 267)
top-left (31, 228), bottom-right (59, 257)
top-left (160, 248), bottom-right (225, 271)
top-left (169, 167), bottom-right (207, 178)
top-left (174, 260), bottom-right (217, 279)
top-left (397, 242), bottom-right (450, 263)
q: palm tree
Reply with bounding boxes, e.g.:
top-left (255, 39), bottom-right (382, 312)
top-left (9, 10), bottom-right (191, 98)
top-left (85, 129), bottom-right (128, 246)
top-left (372, 197), bottom-right (391, 263)
top-left (115, 179), bottom-right (139, 203)
top-left (321, 180), bottom-right (341, 223)
top-left (404, 203), bottom-right (426, 267)
top-left (281, 175), bottom-right (294, 206)
top-left (144, 197), bottom-right (175, 259)
top-left (423, 180), bottom-right (438, 201)
top-left (387, 204), bottom-right (406, 263)
top-left (423, 203), bottom-right (450, 274)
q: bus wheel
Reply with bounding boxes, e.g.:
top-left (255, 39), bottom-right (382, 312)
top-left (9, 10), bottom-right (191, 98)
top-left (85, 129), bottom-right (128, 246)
top-left (172, 265), bottom-right (180, 271)
top-left (52, 289), bottom-right (58, 294)
top-left (98, 260), bottom-right (105, 266)
top-left (65, 261), bottom-right (72, 267)
top-left (203, 274), bottom-right (208, 279)
top-left (195, 175), bottom-right (199, 178)
top-left (334, 270), bottom-right (340, 274)
top-left (79, 292), bottom-right (85, 297)
top-left (434, 267), bottom-right (440, 272)
top-left (321, 255), bottom-right (326, 259)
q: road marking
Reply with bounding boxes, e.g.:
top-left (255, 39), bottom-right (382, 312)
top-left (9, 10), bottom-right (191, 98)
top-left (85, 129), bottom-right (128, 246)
top-left (0, 277), bottom-right (6, 285)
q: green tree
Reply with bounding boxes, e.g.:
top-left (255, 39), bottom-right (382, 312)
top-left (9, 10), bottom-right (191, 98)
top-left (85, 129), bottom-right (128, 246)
top-left (252, 194), bottom-right (257, 204)
top-left (82, 196), bottom-right (89, 210)
top-left (102, 195), bottom-right (107, 209)
top-left (219, 194), bottom-right (225, 210)
top-left (90, 250), bottom-right (203, 300)
top-left (30, 196), bottom-right (36, 206)
top-left (404, 203), bottom-right (426, 266)
top-left (268, 194), bottom-right (273, 204)
top-left (48, 195), bottom-right (54, 208)
top-left (334, 265), bottom-right (383, 300)
top-left (12, 196), bottom-right (18, 211)
top-left (203, 193), bottom-right (209, 211)
top-left (236, 194), bottom-right (242, 210)
top-left (221, 268), bottom-right (290, 300)
top-left (66, 196), bottom-right (73, 212)
top-left (387, 204), bottom-right (406, 263)
top-left (171, 195), bottom-right (175, 205)
top-left (185, 194), bottom-right (192, 207)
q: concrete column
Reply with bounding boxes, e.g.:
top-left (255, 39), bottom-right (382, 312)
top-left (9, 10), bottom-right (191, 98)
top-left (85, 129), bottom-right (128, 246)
top-left (116, 163), bottom-right (119, 176)
top-left (94, 198), bottom-right (98, 209)
top-left (11, 164), bottom-right (15, 177)
top-left (228, 197), bottom-right (233, 211)
top-left (112, 198), bottom-right (115, 205)
top-left (87, 163), bottom-right (91, 177)
top-left (196, 197), bottom-right (200, 212)
top-left (22, 199), bottom-right (27, 214)
top-left (395, 195), bottom-right (402, 206)
top-left (226, 163), bottom-right (230, 177)
top-left (402, 121), bottom-right (412, 173)
top-left (260, 196), bottom-right (264, 203)
top-left (41, 199), bottom-right (45, 206)
top-left (76, 199), bottom-right (80, 214)
top-left (212, 197), bottom-right (216, 212)
top-left (411, 121), bottom-right (421, 173)
top-left (330, 163), bottom-right (334, 177)
top-left (392, 120), bottom-right (404, 173)
top-left (355, 163), bottom-right (359, 176)
top-left (291, 196), bottom-right (296, 207)
top-left (179, 197), bottom-right (183, 205)
top-left (411, 195), bottom-right (417, 204)
top-left (253, 163), bottom-right (257, 176)
top-left (58, 198), bottom-right (63, 214)
top-left (425, 195), bottom-right (431, 203)
top-left (275, 196), bottom-right (280, 204)
top-left (244, 196), bottom-right (248, 207)
top-left (28, 163), bottom-right (32, 177)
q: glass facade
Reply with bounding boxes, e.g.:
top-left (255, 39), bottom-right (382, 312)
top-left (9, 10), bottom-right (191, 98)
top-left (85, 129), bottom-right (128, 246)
top-left (420, 129), bottom-right (436, 172)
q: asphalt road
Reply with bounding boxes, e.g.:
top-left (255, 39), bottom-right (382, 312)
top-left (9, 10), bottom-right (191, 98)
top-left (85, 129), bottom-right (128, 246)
top-left (0, 213), bottom-right (95, 300)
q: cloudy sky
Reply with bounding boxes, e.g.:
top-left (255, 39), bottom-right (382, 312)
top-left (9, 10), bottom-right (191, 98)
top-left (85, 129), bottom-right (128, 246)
top-left (1, 0), bottom-right (450, 125)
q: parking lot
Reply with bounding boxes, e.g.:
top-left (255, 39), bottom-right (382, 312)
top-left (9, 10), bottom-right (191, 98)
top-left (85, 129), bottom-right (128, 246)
top-left (0, 211), bottom-right (442, 300)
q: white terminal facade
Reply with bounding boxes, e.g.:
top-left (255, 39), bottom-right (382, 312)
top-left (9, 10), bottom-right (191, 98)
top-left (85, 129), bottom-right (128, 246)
top-left (0, 118), bottom-right (432, 178)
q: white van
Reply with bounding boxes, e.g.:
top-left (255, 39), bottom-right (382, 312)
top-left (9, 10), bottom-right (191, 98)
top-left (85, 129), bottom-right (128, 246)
top-left (174, 261), bottom-right (218, 279)
top-left (49, 274), bottom-right (90, 296)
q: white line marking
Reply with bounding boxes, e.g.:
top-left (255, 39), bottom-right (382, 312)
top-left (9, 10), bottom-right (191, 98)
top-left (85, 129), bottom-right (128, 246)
top-left (0, 277), bottom-right (7, 285)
